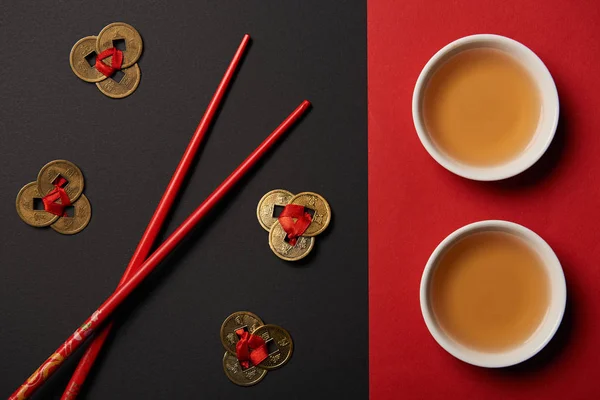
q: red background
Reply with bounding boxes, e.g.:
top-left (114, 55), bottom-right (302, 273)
top-left (368, 1), bottom-right (600, 399)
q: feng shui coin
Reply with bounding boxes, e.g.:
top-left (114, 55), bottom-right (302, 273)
top-left (96, 63), bottom-right (141, 99)
top-left (69, 36), bottom-right (107, 83)
top-left (220, 311), bottom-right (265, 355)
top-left (15, 182), bottom-right (60, 227)
top-left (256, 189), bottom-right (294, 231)
top-left (96, 22), bottom-right (143, 68)
top-left (222, 352), bottom-right (267, 387)
top-left (289, 192), bottom-right (331, 236)
top-left (268, 222), bottom-right (315, 261)
top-left (253, 324), bottom-right (293, 370)
top-left (51, 194), bottom-right (92, 235)
top-left (36, 160), bottom-right (84, 202)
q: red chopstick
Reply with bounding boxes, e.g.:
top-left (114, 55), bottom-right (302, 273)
top-left (10, 100), bottom-right (311, 400)
top-left (60, 34), bottom-right (251, 400)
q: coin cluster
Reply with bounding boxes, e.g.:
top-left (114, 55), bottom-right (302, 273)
top-left (257, 190), bottom-right (331, 261)
top-left (16, 160), bottom-right (92, 235)
top-left (220, 311), bottom-right (293, 386)
top-left (70, 22), bottom-right (143, 99)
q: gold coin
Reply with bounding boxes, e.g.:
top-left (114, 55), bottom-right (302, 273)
top-left (289, 192), bottom-right (331, 236)
top-left (222, 351), bottom-right (267, 387)
top-left (15, 182), bottom-right (60, 227)
top-left (96, 22), bottom-right (143, 68)
top-left (96, 63), bottom-right (141, 99)
top-left (256, 189), bottom-right (294, 232)
top-left (268, 222), bottom-right (315, 261)
top-left (69, 36), bottom-right (107, 83)
top-left (51, 194), bottom-right (91, 235)
top-left (220, 311), bottom-right (264, 355)
top-left (253, 324), bottom-right (293, 370)
top-left (36, 160), bottom-right (84, 202)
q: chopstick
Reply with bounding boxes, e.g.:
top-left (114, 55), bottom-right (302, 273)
top-left (9, 100), bottom-right (311, 400)
top-left (60, 34), bottom-right (251, 400)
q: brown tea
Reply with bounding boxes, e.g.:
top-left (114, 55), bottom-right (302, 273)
top-left (423, 48), bottom-right (540, 166)
top-left (430, 231), bottom-right (549, 352)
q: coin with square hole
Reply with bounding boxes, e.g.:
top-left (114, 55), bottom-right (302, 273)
top-left (221, 311), bottom-right (264, 355)
top-left (253, 324), bottom-right (293, 370)
top-left (269, 222), bottom-right (315, 261)
top-left (15, 182), bottom-right (60, 227)
top-left (69, 36), bottom-right (107, 83)
top-left (257, 189), bottom-right (294, 231)
top-left (36, 160), bottom-right (84, 202)
top-left (96, 63), bottom-right (141, 99)
top-left (289, 192), bottom-right (331, 236)
top-left (96, 22), bottom-right (143, 68)
top-left (51, 194), bottom-right (91, 235)
top-left (222, 351), bottom-right (267, 386)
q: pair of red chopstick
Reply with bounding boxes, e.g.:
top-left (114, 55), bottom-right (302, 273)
top-left (10, 34), bottom-right (311, 400)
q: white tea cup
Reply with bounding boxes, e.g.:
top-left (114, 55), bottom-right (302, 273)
top-left (412, 34), bottom-right (559, 181)
top-left (419, 220), bottom-right (566, 367)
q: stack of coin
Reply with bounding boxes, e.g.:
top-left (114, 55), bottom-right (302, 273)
top-left (220, 311), bottom-right (293, 386)
top-left (70, 22), bottom-right (143, 99)
top-left (257, 190), bottom-right (331, 261)
top-left (16, 160), bottom-right (92, 235)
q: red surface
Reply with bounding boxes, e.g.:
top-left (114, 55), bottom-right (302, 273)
top-left (368, 1), bottom-right (600, 399)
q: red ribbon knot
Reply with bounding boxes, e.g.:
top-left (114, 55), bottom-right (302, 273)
top-left (41, 176), bottom-right (72, 217)
top-left (235, 329), bottom-right (268, 369)
top-left (95, 47), bottom-right (124, 77)
top-left (278, 204), bottom-right (312, 246)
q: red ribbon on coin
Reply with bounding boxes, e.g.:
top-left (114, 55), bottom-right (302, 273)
top-left (278, 204), bottom-right (312, 246)
top-left (41, 176), bottom-right (72, 217)
top-left (235, 329), bottom-right (269, 368)
top-left (95, 47), bottom-right (124, 77)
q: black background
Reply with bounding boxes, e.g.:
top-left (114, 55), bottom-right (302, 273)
top-left (0, 1), bottom-right (367, 399)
